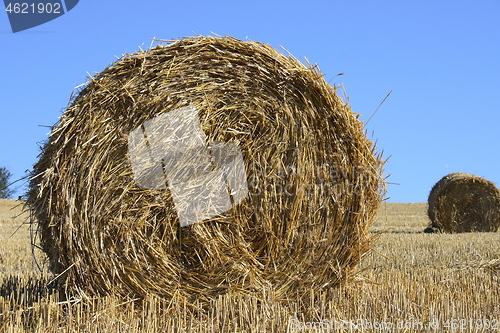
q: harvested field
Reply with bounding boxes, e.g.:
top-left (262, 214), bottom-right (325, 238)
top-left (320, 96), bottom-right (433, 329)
top-left (1, 199), bottom-right (499, 332)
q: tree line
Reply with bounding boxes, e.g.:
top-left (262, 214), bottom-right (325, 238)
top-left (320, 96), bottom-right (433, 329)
top-left (0, 166), bottom-right (14, 199)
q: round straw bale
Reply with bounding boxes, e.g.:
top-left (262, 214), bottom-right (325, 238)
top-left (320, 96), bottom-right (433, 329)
top-left (426, 172), bottom-right (500, 233)
top-left (27, 36), bottom-right (385, 303)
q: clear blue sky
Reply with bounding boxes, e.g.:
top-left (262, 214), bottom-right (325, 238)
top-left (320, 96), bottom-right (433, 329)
top-left (1, 0), bottom-right (499, 202)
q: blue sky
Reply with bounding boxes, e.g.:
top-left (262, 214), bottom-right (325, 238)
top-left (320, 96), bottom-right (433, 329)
top-left (1, 0), bottom-right (499, 202)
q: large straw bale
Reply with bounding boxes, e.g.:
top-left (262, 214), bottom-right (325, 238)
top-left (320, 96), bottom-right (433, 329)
top-left (425, 172), bottom-right (500, 233)
top-left (27, 36), bottom-right (385, 303)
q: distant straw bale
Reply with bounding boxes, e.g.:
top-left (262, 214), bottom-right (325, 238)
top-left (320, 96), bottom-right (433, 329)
top-left (27, 36), bottom-right (385, 304)
top-left (425, 173), bottom-right (500, 233)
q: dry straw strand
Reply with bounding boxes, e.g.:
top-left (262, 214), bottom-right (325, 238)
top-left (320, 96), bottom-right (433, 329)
top-left (426, 172), bottom-right (500, 233)
top-left (27, 35), bottom-right (385, 305)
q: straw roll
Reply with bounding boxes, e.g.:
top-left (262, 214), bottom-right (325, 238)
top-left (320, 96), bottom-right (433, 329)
top-left (28, 36), bottom-right (385, 303)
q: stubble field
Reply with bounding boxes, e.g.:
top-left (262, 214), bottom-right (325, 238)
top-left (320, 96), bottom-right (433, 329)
top-left (0, 198), bottom-right (499, 332)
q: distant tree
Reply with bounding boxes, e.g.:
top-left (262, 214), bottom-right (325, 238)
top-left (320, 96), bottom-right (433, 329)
top-left (0, 166), bottom-right (14, 199)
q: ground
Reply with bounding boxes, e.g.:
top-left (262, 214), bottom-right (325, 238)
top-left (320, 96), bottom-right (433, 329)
top-left (0, 199), bottom-right (499, 332)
